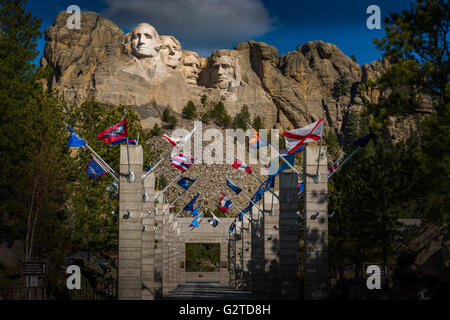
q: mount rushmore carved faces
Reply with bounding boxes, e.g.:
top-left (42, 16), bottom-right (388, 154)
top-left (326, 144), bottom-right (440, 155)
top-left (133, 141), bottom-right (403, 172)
top-left (160, 36), bottom-right (182, 69)
top-left (180, 51), bottom-right (200, 85)
top-left (131, 23), bottom-right (162, 60)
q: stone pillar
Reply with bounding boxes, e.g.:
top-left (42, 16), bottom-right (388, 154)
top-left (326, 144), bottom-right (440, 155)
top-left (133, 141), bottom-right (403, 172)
top-left (141, 172), bottom-right (155, 300)
top-left (153, 204), bottom-right (164, 299)
top-left (251, 205), bottom-right (264, 295)
top-left (162, 209), bottom-right (171, 295)
top-left (179, 239), bottom-right (186, 285)
top-left (279, 172), bottom-right (299, 299)
top-left (118, 145), bottom-right (143, 300)
top-left (263, 183), bottom-right (280, 298)
top-left (242, 215), bottom-right (252, 290)
top-left (168, 217), bottom-right (175, 292)
top-left (304, 145), bottom-right (329, 299)
top-left (229, 233), bottom-right (236, 288)
top-left (220, 236), bottom-right (228, 285)
top-left (235, 220), bottom-right (243, 288)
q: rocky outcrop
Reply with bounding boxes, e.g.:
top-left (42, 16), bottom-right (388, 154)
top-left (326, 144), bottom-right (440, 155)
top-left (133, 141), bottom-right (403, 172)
top-left (392, 222), bottom-right (450, 298)
top-left (42, 11), bottom-right (389, 137)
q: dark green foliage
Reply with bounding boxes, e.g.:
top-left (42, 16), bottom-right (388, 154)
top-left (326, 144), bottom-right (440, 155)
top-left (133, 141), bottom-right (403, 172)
top-left (373, 0), bottom-right (448, 109)
top-left (351, 54), bottom-right (357, 63)
top-left (325, 129), bottom-right (341, 162)
top-left (155, 174), bottom-right (168, 190)
top-left (252, 116), bottom-right (263, 131)
top-left (185, 243), bottom-right (220, 272)
top-left (149, 123), bottom-right (162, 136)
top-left (162, 107), bottom-right (178, 129)
top-left (200, 94), bottom-right (207, 105)
top-left (182, 100), bottom-right (197, 119)
top-left (332, 75), bottom-right (351, 100)
top-left (233, 104), bottom-right (251, 130)
top-left (202, 101), bottom-right (232, 128)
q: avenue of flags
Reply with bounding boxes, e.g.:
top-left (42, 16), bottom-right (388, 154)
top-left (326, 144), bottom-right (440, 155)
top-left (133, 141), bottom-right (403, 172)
top-left (64, 113), bottom-right (374, 235)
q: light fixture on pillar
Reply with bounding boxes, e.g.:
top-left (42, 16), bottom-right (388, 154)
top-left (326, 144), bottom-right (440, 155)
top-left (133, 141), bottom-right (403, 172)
top-left (123, 210), bottom-right (133, 219)
top-left (142, 224), bottom-right (147, 232)
top-left (311, 210), bottom-right (320, 220)
top-left (106, 181), bottom-right (119, 196)
top-left (273, 225), bottom-right (278, 230)
top-left (127, 171), bottom-right (135, 183)
top-left (143, 192), bottom-right (149, 202)
top-left (267, 235), bottom-right (273, 241)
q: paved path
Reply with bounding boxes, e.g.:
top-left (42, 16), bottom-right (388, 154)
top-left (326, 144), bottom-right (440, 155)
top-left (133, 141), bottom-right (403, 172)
top-left (161, 281), bottom-right (263, 300)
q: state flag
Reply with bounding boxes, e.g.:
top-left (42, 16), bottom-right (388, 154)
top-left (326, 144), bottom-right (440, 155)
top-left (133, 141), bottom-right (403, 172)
top-left (98, 118), bottom-right (128, 143)
top-left (283, 118), bottom-right (324, 154)
top-left (86, 158), bottom-right (107, 179)
top-left (232, 158), bottom-right (252, 174)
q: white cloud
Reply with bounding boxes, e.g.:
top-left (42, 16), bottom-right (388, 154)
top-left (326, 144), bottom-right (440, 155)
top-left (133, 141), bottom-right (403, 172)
top-left (101, 0), bottom-right (275, 56)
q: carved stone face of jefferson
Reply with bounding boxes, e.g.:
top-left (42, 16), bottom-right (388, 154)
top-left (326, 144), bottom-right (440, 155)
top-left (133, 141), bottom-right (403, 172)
top-left (160, 36), bottom-right (182, 69)
top-left (131, 23), bottom-right (162, 59)
top-left (180, 51), bottom-right (200, 85)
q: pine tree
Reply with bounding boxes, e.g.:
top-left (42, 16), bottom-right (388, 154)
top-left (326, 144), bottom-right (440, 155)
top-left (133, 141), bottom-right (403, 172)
top-left (182, 100), bottom-right (197, 119)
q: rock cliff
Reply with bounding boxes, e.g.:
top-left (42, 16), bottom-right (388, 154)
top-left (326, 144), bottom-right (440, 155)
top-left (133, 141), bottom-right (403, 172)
top-left (42, 11), bottom-right (389, 136)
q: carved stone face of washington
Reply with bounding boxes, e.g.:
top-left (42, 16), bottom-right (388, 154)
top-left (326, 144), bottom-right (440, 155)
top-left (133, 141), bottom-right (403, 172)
top-left (131, 23), bottom-right (162, 60)
top-left (160, 36), bottom-right (182, 69)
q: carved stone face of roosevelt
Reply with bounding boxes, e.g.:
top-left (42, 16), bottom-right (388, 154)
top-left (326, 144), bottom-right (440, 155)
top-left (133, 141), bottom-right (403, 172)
top-left (131, 23), bottom-right (162, 59)
top-left (160, 36), bottom-right (182, 69)
top-left (211, 54), bottom-right (236, 89)
top-left (180, 51), bottom-right (200, 85)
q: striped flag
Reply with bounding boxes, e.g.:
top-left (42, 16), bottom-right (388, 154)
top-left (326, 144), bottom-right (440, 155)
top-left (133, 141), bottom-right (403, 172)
top-left (218, 192), bottom-right (233, 213)
top-left (170, 153), bottom-right (194, 172)
top-left (232, 158), bottom-right (252, 174)
top-left (283, 118), bottom-right (324, 154)
top-left (328, 160), bottom-right (340, 176)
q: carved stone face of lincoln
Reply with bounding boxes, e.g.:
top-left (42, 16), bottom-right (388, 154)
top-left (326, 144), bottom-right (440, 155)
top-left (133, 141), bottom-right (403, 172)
top-left (160, 36), bottom-right (182, 69)
top-left (131, 23), bottom-right (162, 59)
top-left (210, 51), bottom-right (239, 89)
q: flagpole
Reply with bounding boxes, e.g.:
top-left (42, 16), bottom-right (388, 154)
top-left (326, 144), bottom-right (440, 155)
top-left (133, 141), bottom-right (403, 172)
top-left (245, 121), bottom-right (303, 178)
top-left (122, 108), bottom-right (134, 182)
top-left (167, 208), bottom-right (185, 225)
top-left (225, 175), bottom-right (264, 215)
top-left (159, 177), bottom-right (200, 216)
top-left (250, 171), bottom-right (279, 200)
top-left (328, 146), bottom-right (361, 179)
top-left (154, 171), bottom-right (184, 201)
top-left (64, 121), bottom-right (120, 182)
top-left (314, 109), bottom-right (326, 182)
top-left (142, 147), bottom-right (176, 202)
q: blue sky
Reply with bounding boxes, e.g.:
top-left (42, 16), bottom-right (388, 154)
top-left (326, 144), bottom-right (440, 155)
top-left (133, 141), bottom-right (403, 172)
top-left (26, 0), bottom-right (417, 66)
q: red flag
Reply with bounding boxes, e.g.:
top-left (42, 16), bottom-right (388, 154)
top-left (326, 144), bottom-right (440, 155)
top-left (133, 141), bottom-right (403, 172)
top-left (232, 158), bottom-right (252, 174)
top-left (98, 118), bottom-right (128, 143)
top-left (283, 118), bottom-right (324, 154)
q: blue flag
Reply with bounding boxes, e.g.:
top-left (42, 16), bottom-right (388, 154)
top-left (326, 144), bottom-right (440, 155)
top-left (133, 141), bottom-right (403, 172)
top-left (238, 205), bottom-right (251, 221)
top-left (86, 158), bottom-right (106, 179)
top-left (251, 184), bottom-right (265, 204)
top-left (191, 203), bottom-right (201, 217)
top-left (226, 179), bottom-right (242, 195)
top-left (229, 220), bottom-right (236, 233)
top-left (190, 212), bottom-right (203, 228)
top-left (352, 133), bottom-right (374, 148)
top-left (183, 193), bottom-right (200, 212)
top-left (263, 175), bottom-right (275, 190)
top-left (66, 124), bottom-right (86, 147)
top-left (177, 177), bottom-right (197, 190)
top-left (268, 153), bottom-right (295, 177)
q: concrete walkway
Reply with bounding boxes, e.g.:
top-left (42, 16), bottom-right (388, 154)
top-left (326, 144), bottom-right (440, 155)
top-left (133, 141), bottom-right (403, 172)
top-left (161, 281), bottom-right (263, 300)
